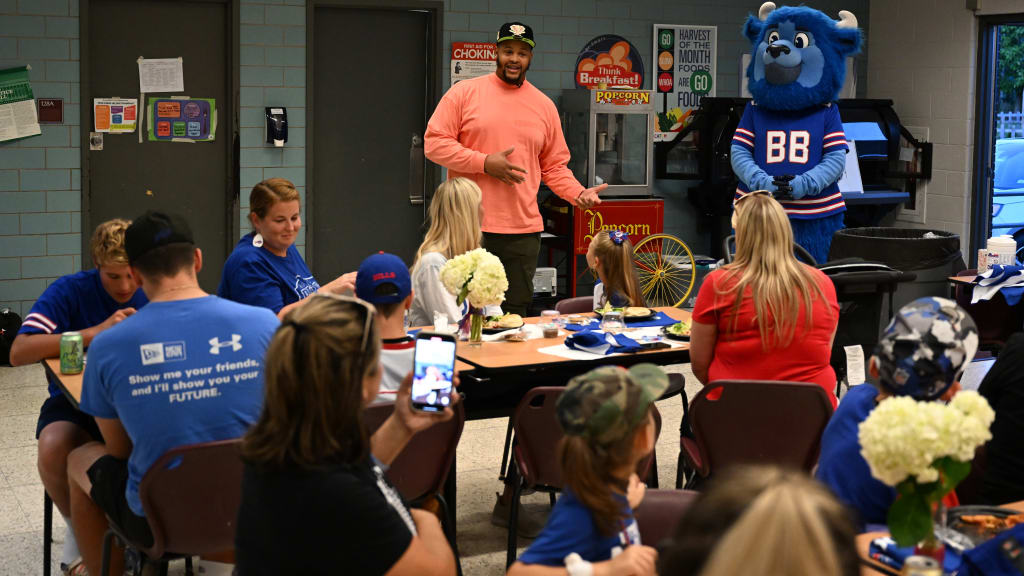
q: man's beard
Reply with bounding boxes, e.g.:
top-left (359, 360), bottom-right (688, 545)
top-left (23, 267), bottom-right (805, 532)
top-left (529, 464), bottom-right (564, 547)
top-left (498, 61), bottom-right (529, 86)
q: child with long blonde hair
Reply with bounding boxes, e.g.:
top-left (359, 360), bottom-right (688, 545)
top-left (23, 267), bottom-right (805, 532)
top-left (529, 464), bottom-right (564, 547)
top-left (586, 230), bottom-right (645, 309)
top-left (408, 177), bottom-right (489, 326)
top-left (508, 364), bottom-right (666, 576)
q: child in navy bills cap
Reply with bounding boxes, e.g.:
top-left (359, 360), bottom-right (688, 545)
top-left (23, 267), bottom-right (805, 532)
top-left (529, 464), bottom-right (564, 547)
top-left (816, 297), bottom-right (979, 528)
top-left (509, 364), bottom-right (667, 576)
top-left (356, 252), bottom-right (414, 403)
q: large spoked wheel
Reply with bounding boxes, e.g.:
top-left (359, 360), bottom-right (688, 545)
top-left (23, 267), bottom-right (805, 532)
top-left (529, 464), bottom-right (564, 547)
top-left (632, 233), bottom-right (696, 308)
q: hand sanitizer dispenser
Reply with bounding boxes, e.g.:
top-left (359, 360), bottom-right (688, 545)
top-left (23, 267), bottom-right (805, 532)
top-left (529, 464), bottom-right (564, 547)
top-left (265, 107), bottom-right (287, 147)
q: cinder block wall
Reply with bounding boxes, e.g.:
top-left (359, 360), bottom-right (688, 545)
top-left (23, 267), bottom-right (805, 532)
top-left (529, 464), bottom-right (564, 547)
top-left (866, 0), bottom-right (978, 251)
top-left (239, 0), bottom-right (306, 256)
top-left (0, 0), bottom-right (81, 316)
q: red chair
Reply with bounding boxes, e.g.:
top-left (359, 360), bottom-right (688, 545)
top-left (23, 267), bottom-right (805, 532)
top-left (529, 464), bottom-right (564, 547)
top-left (100, 439), bottom-right (244, 576)
top-left (635, 489), bottom-right (700, 550)
top-left (363, 401), bottom-right (465, 563)
top-left (953, 268), bottom-right (1024, 353)
top-left (681, 381), bottom-right (833, 487)
top-left (505, 387), bottom-right (662, 567)
top-left (554, 296), bottom-right (593, 314)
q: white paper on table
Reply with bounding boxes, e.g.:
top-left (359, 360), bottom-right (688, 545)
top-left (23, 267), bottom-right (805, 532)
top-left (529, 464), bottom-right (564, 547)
top-left (960, 358), bottom-right (995, 392)
top-left (844, 344), bottom-right (866, 385)
top-left (138, 57), bottom-right (184, 93)
top-left (837, 140), bottom-right (863, 193)
top-left (482, 324), bottom-right (559, 342)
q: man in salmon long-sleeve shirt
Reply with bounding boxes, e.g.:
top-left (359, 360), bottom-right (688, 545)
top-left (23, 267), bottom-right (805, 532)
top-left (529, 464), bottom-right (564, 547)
top-left (425, 22), bottom-right (607, 316)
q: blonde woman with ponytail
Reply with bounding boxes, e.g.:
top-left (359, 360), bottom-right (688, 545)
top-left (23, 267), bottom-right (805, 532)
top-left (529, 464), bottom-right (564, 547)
top-left (689, 191), bottom-right (839, 406)
top-left (509, 364), bottom-right (667, 576)
top-left (658, 466), bottom-right (859, 576)
top-left (408, 177), bottom-right (500, 326)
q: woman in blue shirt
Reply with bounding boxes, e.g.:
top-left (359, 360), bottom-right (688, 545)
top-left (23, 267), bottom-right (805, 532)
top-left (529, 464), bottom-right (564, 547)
top-left (218, 178), bottom-right (356, 318)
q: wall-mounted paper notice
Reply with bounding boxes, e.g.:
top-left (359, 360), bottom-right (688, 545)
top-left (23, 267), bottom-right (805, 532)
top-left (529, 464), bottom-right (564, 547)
top-left (138, 57), bottom-right (184, 93)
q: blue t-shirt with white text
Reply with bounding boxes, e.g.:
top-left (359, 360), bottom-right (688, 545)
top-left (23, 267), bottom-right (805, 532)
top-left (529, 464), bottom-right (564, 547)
top-left (80, 296), bottom-right (279, 516)
top-left (518, 489), bottom-right (641, 566)
top-left (217, 232), bottom-right (320, 313)
top-left (18, 269), bottom-right (148, 397)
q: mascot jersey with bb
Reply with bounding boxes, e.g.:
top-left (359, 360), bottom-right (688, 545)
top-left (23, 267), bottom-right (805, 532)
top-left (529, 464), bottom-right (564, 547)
top-left (733, 102), bottom-right (848, 219)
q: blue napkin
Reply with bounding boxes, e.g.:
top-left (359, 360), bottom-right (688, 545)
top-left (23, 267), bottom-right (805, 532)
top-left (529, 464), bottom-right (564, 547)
top-left (973, 265), bottom-right (1024, 306)
top-left (960, 523), bottom-right (1024, 576)
top-left (564, 330), bottom-right (643, 355)
top-left (564, 311), bottom-right (680, 332)
top-left (869, 537), bottom-right (962, 574)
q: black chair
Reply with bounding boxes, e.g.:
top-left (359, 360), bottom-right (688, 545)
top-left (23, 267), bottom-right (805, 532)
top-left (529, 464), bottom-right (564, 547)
top-left (723, 234), bottom-right (817, 266)
top-left (819, 259), bottom-right (916, 394)
top-left (635, 489), bottom-right (700, 551)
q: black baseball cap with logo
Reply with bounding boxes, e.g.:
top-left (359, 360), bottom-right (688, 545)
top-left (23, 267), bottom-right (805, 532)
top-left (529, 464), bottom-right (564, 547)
top-left (497, 22), bottom-right (535, 48)
top-left (125, 211), bottom-right (194, 264)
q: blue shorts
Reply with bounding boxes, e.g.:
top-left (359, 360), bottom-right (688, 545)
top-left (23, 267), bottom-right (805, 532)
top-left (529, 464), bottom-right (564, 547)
top-left (35, 393), bottom-right (103, 441)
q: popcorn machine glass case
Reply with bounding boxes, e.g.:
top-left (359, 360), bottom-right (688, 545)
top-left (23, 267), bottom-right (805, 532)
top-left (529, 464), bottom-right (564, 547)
top-left (560, 89), bottom-right (655, 197)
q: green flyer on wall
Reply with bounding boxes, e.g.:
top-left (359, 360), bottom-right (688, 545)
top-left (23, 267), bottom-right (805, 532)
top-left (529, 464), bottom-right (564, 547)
top-left (146, 96), bottom-right (216, 142)
top-left (0, 66), bottom-right (42, 142)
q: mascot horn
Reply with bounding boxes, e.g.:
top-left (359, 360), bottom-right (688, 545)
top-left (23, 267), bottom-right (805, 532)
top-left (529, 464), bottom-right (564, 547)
top-left (731, 2), bottom-right (862, 265)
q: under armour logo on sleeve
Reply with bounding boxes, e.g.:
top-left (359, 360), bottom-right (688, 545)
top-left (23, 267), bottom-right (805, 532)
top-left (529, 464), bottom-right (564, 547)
top-left (208, 334), bottom-right (242, 354)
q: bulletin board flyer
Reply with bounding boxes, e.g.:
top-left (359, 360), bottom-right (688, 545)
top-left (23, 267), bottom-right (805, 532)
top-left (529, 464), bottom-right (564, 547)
top-left (147, 97), bottom-right (216, 142)
top-left (93, 98), bottom-right (138, 133)
top-left (0, 66), bottom-right (41, 142)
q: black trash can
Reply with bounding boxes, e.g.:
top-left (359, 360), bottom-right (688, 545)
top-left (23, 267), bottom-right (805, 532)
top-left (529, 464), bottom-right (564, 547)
top-left (829, 228), bottom-right (965, 311)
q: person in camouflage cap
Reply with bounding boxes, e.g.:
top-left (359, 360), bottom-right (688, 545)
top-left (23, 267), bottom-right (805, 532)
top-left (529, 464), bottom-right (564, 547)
top-left (557, 363), bottom-right (669, 445)
top-left (511, 364), bottom-right (667, 575)
top-left (815, 296), bottom-right (978, 528)
top-left (873, 296), bottom-right (979, 400)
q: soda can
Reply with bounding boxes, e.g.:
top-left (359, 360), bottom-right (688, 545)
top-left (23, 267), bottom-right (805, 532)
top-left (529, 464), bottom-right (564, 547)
top-left (901, 555), bottom-right (941, 576)
top-left (60, 332), bottom-right (84, 375)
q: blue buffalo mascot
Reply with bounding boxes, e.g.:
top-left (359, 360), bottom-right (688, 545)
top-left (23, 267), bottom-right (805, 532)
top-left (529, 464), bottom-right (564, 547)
top-left (731, 2), bottom-right (862, 264)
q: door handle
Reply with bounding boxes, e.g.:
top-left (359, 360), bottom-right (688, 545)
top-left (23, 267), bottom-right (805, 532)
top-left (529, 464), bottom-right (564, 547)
top-left (409, 133), bottom-right (424, 206)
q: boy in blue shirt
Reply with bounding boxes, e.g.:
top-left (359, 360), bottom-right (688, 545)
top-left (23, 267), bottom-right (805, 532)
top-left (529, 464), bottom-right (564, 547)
top-left (64, 211), bottom-right (279, 576)
top-left (9, 219), bottom-right (148, 572)
top-left (816, 297), bottom-right (979, 528)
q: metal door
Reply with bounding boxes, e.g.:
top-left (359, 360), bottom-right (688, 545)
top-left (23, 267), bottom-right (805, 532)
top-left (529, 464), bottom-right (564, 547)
top-left (82, 0), bottom-right (235, 290)
top-left (309, 3), bottom-right (439, 277)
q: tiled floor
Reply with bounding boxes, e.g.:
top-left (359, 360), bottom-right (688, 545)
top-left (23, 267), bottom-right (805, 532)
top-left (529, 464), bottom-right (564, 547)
top-left (0, 362), bottom-right (697, 576)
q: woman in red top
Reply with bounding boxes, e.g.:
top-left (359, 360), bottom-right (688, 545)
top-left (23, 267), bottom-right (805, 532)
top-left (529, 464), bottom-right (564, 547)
top-left (690, 191), bottom-right (839, 407)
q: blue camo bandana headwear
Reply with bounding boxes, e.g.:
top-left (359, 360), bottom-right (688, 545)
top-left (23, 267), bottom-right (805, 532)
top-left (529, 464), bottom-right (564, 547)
top-left (873, 297), bottom-right (979, 400)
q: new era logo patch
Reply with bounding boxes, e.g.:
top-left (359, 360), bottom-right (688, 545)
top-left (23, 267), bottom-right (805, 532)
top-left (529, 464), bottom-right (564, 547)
top-left (139, 341), bottom-right (187, 366)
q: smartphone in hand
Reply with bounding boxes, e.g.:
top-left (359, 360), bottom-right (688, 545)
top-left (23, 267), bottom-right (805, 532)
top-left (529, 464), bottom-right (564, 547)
top-left (411, 331), bottom-right (457, 412)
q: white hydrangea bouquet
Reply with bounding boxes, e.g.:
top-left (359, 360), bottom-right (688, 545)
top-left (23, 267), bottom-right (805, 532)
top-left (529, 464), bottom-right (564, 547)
top-left (858, 391), bottom-right (995, 546)
top-left (439, 248), bottom-right (508, 342)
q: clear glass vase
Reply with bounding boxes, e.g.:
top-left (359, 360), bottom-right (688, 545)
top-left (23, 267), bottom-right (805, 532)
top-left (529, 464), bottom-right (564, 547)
top-left (913, 501), bottom-right (947, 564)
top-left (459, 308), bottom-right (484, 346)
